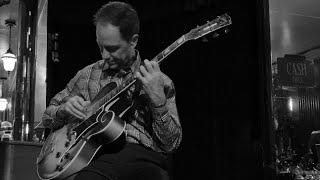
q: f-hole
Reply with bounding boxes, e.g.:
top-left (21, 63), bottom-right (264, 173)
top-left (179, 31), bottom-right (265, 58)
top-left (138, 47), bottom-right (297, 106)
top-left (100, 111), bottom-right (114, 123)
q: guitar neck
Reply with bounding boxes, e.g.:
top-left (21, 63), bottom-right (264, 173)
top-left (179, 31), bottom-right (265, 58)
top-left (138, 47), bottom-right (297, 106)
top-left (153, 35), bottom-right (187, 64)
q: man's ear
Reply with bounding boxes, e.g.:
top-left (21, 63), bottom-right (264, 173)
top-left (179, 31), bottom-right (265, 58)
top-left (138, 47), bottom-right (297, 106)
top-left (130, 34), bottom-right (139, 48)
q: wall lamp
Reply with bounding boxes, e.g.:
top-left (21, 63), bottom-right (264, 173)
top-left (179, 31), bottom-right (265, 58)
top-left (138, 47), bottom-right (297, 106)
top-left (1, 18), bottom-right (17, 72)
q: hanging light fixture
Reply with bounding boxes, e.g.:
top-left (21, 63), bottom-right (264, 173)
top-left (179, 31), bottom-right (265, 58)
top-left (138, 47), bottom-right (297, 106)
top-left (1, 18), bottom-right (17, 72)
top-left (0, 98), bottom-right (8, 111)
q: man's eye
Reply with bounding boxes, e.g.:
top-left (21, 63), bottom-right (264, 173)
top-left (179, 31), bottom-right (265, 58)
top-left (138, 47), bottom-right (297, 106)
top-left (105, 46), bottom-right (119, 53)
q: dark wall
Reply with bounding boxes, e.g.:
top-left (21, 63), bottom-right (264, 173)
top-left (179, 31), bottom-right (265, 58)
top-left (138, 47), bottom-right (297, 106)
top-left (47, 0), bottom-right (273, 179)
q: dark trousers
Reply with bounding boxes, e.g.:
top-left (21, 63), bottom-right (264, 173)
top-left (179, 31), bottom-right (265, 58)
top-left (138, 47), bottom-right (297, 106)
top-left (73, 142), bottom-right (170, 180)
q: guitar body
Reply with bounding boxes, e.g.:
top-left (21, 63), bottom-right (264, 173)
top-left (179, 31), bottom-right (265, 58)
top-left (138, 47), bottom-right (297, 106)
top-left (37, 109), bottom-right (126, 180)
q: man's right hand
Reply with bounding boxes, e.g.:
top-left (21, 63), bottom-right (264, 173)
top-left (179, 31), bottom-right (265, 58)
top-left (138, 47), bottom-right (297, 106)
top-left (57, 96), bottom-right (90, 120)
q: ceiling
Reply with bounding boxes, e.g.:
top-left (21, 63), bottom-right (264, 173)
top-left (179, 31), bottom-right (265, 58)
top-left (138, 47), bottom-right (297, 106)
top-left (269, 0), bottom-right (320, 61)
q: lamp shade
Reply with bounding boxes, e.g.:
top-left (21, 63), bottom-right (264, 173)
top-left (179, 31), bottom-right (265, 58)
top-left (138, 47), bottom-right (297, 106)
top-left (1, 48), bottom-right (17, 72)
top-left (0, 98), bottom-right (8, 111)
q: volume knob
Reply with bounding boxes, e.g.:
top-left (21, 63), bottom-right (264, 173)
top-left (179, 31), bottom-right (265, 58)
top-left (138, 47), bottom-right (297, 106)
top-left (56, 152), bottom-right (61, 158)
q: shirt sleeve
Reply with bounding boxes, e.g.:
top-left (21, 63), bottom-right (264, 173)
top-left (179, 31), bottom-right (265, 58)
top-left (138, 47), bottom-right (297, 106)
top-left (42, 70), bottom-right (83, 130)
top-left (150, 74), bottom-right (182, 153)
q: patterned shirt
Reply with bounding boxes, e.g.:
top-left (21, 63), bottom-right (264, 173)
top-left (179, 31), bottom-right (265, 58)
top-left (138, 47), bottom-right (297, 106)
top-left (42, 52), bottom-right (182, 153)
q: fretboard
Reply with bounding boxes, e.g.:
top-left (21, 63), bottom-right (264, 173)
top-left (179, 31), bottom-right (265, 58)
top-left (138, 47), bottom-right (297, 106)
top-left (154, 35), bottom-right (186, 64)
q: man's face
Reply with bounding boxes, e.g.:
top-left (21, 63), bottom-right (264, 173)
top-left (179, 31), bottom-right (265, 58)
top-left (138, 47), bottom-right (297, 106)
top-left (96, 23), bottom-right (135, 70)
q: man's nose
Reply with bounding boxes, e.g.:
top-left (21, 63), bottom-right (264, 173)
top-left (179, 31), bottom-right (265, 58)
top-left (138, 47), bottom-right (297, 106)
top-left (102, 49), bottom-right (110, 59)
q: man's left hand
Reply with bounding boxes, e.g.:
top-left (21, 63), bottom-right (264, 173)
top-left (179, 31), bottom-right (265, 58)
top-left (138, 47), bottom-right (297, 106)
top-left (135, 59), bottom-right (166, 107)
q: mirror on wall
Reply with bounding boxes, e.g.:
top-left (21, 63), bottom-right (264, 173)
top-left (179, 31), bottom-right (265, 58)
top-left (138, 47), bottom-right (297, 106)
top-left (269, 0), bottom-right (320, 179)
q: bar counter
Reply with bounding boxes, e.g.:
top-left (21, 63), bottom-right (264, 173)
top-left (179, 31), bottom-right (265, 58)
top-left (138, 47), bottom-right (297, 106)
top-left (0, 141), bottom-right (42, 180)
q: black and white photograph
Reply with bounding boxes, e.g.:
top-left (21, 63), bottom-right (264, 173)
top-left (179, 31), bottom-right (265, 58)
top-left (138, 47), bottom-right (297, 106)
top-left (0, 0), bottom-right (319, 179)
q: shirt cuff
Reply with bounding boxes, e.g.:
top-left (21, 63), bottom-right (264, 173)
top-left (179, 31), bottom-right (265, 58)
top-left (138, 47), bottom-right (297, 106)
top-left (151, 104), bottom-right (169, 120)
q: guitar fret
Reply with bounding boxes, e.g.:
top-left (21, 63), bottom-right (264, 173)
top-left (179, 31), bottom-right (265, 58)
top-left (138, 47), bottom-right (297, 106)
top-left (177, 36), bottom-right (184, 44)
top-left (157, 35), bottom-right (185, 64)
top-left (163, 47), bottom-right (171, 56)
top-left (156, 53), bottom-right (164, 61)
